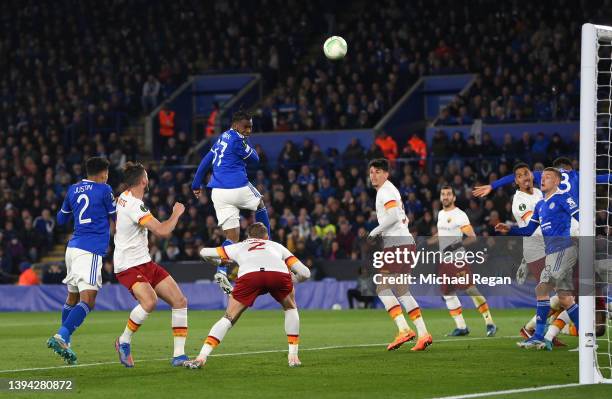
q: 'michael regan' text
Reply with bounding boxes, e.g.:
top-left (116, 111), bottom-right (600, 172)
top-left (373, 273), bottom-right (511, 287)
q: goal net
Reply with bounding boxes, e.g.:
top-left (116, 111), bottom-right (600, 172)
top-left (580, 23), bottom-right (612, 384)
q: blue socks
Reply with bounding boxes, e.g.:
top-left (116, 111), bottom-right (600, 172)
top-left (58, 302), bottom-right (91, 343)
top-left (62, 303), bottom-right (74, 324)
top-left (534, 299), bottom-right (550, 340)
top-left (255, 207), bottom-right (271, 238)
top-left (567, 303), bottom-right (579, 330)
top-left (217, 239), bottom-right (234, 275)
top-left (61, 304), bottom-right (75, 343)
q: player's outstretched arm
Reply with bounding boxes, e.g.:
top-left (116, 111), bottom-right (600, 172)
top-left (495, 219), bottom-right (537, 236)
top-left (191, 151), bottom-right (214, 197)
top-left (595, 173), bottom-right (612, 183)
top-left (143, 202), bottom-right (185, 238)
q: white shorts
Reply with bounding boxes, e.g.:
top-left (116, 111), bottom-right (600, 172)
top-left (540, 245), bottom-right (577, 292)
top-left (63, 247), bottom-right (103, 292)
top-left (211, 184), bottom-right (261, 229)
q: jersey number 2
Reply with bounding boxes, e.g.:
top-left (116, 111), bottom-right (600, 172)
top-left (248, 241), bottom-right (265, 251)
top-left (77, 194), bottom-right (92, 224)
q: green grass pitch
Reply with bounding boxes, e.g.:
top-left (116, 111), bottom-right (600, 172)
top-left (1, 308), bottom-right (611, 398)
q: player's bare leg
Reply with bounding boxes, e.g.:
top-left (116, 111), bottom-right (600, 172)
top-left (184, 296), bottom-right (247, 369)
top-left (377, 286), bottom-right (416, 350)
top-left (280, 289), bottom-right (301, 366)
top-left (155, 276), bottom-right (189, 366)
top-left (224, 227), bottom-right (240, 243)
top-left (465, 286), bottom-right (497, 336)
top-left (394, 285), bottom-right (432, 351)
top-left (115, 282), bottom-right (157, 367)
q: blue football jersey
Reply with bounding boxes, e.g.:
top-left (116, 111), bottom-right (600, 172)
top-left (59, 179), bottom-right (116, 256)
top-left (511, 190), bottom-right (578, 254)
top-left (533, 169), bottom-right (578, 204)
top-left (207, 129), bottom-right (258, 189)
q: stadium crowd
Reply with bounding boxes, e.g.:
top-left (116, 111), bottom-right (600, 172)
top-left (254, 0), bottom-right (599, 131)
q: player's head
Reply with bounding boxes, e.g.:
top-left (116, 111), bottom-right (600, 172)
top-left (440, 185), bottom-right (456, 209)
top-left (552, 156), bottom-right (573, 171)
top-left (513, 162), bottom-right (533, 191)
top-left (85, 157), bottom-right (110, 183)
top-left (541, 167), bottom-right (561, 193)
top-left (231, 109), bottom-right (253, 137)
top-left (368, 158), bottom-right (389, 189)
top-left (246, 222), bottom-right (269, 240)
top-left (123, 162), bottom-right (149, 192)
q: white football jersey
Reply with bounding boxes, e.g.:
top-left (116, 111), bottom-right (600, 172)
top-left (113, 191), bottom-right (153, 273)
top-left (375, 180), bottom-right (413, 246)
top-left (220, 238), bottom-right (297, 278)
top-left (437, 207), bottom-right (470, 253)
top-left (512, 188), bottom-right (545, 263)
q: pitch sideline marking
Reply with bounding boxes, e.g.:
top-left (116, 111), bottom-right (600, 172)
top-left (0, 335), bottom-right (519, 374)
top-left (429, 383), bottom-right (582, 399)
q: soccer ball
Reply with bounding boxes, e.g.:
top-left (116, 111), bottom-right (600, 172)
top-left (323, 36), bottom-right (347, 60)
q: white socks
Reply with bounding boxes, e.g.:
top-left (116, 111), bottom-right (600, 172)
top-left (199, 317), bottom-right (233, 360)
top-left (120, 305), bottom-right (149, 344)
top-left (172, 308), bottom-right (188, 357)
top-left (285, 308), bottom-right (300, 355)
top-left (444, 295), bottom-right (467, 329)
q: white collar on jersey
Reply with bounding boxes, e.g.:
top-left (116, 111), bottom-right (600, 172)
top-left (82, 179), bottom-right (94, 183)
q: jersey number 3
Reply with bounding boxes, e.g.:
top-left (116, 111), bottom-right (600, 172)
top-left (77, 194), bottom-right (92, 224)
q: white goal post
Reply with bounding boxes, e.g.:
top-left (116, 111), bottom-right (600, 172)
top-left (579, 22), bottom-right (612, 385)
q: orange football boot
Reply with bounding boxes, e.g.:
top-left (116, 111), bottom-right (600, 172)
top-left (387, 330), bottom-right (416, 351)
top-left (410, 334), bottom-right (433, 351)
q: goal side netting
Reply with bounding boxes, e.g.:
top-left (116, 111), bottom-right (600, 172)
top-left (579, 23), bottom-right (612, 385)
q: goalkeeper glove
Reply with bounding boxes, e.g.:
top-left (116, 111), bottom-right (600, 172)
top-left (515, 258), bottom-right (528, 285)
top-left (214, 271), bottom-right (233, 295)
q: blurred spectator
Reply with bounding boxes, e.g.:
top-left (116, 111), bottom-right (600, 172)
top-left (374, 132), bottom-right (398, 161)
top-left (142, 75), bottom-right (161, 112)
top-left (17, 263), bottom-right (41, 286)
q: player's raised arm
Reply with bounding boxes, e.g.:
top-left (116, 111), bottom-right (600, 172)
top-left (56, 193), bottom-right (72, 225)
top-left (191, 150), bottom-right (215, 198)
top-left (142, 202), bottom-right (185, 238)
top-left (474, 170), bottom-right (543, 198)
top-left (595, 173), bottom-right (612, 183)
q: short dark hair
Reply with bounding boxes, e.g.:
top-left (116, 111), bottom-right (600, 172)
top-left (85, 157), bottom-right (110, 177)
top-left (552, 157), bottom-right (573, 169)
top-left (123, 162), bottom-right (146, 187)
top-left (543, 167), bottom-right (562, 180)
top-left (513, 162), bottom-right (530, 175)
top-left (247, 222), bottom-right (268, 239)
top-left (232, 109), bottom-right (252, 123)
top-left (440, 184), bottom-right (456, 196)
top-left (368, 158), bottom-right (389, 172)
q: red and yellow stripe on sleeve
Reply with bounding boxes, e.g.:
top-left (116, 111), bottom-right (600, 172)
top-left (521, 211), bottom-right (533, 222)
top-left (285, 256), bottom-right (298, 269)
top-left (384, 200), bottom-right (398, 210)
top-left (138, 213), bottom-right (153, 225)
top-left (216, 246), bottom-right (230, 260)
